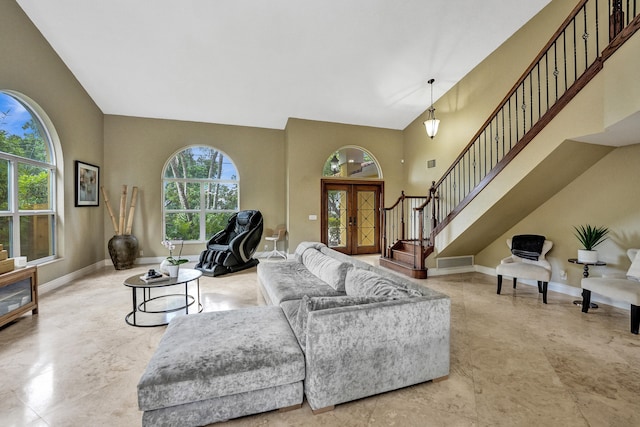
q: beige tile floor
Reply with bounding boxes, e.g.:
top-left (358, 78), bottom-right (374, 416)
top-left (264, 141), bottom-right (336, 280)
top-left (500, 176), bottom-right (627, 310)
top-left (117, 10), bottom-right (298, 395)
top-left (1, 258), bottom-right (639, 427)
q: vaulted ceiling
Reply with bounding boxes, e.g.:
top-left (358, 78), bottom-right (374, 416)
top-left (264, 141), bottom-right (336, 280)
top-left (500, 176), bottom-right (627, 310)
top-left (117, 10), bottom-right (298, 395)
top-left (17, 0), bottom-right (551, 130)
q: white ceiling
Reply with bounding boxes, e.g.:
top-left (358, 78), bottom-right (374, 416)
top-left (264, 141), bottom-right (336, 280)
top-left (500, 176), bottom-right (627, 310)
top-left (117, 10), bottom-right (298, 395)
top-left (17, 0), bottom-right (552, 130)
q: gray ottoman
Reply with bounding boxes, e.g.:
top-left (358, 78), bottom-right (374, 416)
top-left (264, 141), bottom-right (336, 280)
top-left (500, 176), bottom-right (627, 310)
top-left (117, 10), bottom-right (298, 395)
top-left (138, 306), bottom-right (305, 426)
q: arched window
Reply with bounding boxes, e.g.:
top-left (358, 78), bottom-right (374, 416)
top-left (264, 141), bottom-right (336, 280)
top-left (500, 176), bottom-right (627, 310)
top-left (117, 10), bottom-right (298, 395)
top-left (162, 146), bottom-right (239, 241)
top-left (323, 146), bottom-right (382, 178)
top-left (0, 91), bottom-right (56, 262)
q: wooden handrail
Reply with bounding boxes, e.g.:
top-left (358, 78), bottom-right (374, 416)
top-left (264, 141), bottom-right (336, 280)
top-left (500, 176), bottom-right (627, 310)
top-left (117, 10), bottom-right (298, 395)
top-left (435, 0), bottom-right (592, 189)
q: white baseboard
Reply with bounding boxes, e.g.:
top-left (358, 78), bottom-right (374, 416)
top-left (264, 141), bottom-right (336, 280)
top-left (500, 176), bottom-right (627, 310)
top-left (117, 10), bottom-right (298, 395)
top-left (474, 265), bottom-right (628, 310)
top-left (39, 261), bottom-right (105, 294)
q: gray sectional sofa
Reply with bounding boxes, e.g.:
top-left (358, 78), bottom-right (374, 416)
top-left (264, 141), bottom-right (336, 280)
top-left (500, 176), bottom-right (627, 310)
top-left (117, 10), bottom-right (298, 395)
top-left (257, 242), bottom-right (451, 412)
top-left (137, 242), bottom-right (450, 426)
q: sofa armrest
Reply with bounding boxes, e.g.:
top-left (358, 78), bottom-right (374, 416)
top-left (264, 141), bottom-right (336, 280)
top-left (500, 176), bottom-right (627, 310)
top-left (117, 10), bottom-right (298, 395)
top-left (303, 297), bottom-right (450, 410)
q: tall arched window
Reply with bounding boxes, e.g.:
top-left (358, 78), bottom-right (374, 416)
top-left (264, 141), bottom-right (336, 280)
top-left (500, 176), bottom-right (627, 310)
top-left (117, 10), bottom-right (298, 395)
top-left (162, 146), bottom-right (239, 241)
top-left (0, 91), bottom-right (56, 262)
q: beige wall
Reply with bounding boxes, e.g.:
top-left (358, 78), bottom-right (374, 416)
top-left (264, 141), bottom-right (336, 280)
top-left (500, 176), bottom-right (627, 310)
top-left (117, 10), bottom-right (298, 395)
top-left (1, 1), bottom-right (105, 284)
top-left (103, 115), bottom-right (285, 259)
top-left (402, 0), bottom-right (578, 195)
top-left (476, 143), bottom-right (640, 288)
top-left (285, 118), bottom-right (404, 250)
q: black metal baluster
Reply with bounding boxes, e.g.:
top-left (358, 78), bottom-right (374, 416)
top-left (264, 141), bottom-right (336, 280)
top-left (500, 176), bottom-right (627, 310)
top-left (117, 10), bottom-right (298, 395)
top-left (530, 73), bottom-right (534, 131)
top-left (554, 42), bottom-right (559, 101)
top-left (594, 0), bottom-right (596, 55)
top-left (501, 105), bottom-right (506, 155)
top-left (584, 5), bottom-right (589, 69)
top-left (508, 98), bottom-right (513, 149)
top-left (537, 63), bottom-right (541, 122)
top-left (522, 83), bottom-right (526, 136)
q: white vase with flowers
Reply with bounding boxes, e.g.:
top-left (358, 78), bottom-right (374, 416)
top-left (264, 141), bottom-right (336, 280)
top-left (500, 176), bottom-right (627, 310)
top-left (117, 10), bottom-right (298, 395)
top-left (161, 240), bottom-right (188, 277)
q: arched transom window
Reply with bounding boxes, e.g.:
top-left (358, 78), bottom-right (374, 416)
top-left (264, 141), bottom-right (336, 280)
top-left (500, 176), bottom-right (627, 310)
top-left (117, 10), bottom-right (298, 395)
top-left (162, 146), bottom-right (239, 241)
top-left (323, 146), bottom-right (382, 178)
top-left (0, 91), bottom-right (56, 262)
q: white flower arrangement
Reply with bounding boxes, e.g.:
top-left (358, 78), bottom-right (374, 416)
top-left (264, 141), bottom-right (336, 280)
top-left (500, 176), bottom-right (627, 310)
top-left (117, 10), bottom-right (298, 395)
top-left (161, 240), bottom-right (188, 265)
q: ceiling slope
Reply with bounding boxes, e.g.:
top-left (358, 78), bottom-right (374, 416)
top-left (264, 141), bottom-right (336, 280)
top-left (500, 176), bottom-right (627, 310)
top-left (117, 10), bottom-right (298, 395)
top-left (17, 0), bottom-right (551, 130)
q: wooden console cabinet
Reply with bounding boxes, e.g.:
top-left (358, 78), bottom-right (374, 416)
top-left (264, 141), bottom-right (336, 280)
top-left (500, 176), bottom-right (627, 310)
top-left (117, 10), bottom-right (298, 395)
top-left (0, 266), bottom-right (38, 328)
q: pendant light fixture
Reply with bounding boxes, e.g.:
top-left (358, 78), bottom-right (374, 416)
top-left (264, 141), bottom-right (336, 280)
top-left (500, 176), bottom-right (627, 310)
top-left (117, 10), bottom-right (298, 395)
top-left (424, 78), bottom-right (440, 139)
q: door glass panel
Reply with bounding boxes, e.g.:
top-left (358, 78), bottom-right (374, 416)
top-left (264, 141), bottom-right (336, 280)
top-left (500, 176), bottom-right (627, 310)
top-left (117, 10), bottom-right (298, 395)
top-left (357, 190), bottom-right (375, 247)
top-left (327, 189), bottom-right (347, 248)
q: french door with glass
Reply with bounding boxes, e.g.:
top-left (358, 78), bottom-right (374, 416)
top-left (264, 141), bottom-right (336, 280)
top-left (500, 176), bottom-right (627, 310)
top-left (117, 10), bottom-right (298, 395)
top-left (321, 180), bottom-right (382, 255)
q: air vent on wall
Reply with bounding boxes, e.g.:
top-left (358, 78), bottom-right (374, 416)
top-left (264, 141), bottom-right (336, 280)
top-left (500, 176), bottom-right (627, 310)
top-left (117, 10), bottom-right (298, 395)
top-left (436, 255), bottom-right (474, 269)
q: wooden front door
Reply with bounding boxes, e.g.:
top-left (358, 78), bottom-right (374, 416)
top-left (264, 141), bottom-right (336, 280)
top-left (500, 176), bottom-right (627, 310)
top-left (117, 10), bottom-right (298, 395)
top-left (321, 180), bottom-right (383, 255)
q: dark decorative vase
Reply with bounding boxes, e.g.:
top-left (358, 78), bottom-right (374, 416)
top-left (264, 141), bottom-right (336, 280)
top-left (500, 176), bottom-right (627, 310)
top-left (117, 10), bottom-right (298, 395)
top-left (108, 234), bottom-right (139, 270)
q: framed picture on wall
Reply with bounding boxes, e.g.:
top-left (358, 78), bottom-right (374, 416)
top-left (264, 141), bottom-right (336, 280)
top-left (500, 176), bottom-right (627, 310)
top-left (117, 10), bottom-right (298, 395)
top-left (75, 160), bottom-right (100, 207)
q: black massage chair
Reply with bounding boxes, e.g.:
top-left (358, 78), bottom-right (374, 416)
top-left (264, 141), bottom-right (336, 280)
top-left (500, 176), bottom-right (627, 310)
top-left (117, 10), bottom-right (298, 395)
top-left (195, 210), bottom-right (263, 277)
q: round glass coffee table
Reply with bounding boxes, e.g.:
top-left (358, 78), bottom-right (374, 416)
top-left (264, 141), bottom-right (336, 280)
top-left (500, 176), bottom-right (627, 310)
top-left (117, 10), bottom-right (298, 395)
top-left (123, 268), bottom-right (203, 327)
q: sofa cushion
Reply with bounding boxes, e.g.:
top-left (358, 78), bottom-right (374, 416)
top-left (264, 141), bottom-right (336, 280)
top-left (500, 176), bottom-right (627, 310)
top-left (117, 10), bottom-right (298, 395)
top-left (319, 246), bottom-right (375, 272)
top-left (294, 241), bottom-right (327, 263)
top-left (302, 248), bottom-right (350, 292)
top-left (137, 306), bottom-right (304, 412)
top-left (288, 295), bottom-right (390, 351)
top-left (257, 261), bottom-right (343, 305)
top-left (345, 268), bottom-right (423, 298)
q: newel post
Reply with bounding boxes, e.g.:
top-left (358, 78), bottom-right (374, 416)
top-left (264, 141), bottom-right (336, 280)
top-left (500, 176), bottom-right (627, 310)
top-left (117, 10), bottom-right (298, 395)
top-left (429, 181), bottom-right (438, 242)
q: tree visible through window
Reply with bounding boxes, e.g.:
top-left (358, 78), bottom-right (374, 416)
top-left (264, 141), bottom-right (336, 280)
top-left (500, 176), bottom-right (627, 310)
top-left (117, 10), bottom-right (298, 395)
top-left (0, 91), bottom-right (56, 262)
top-left (163, 146), bottom-right (239, 241)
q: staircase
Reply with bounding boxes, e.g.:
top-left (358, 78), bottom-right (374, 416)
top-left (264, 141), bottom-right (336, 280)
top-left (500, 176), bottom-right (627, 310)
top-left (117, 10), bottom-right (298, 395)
top-left (381, 0), bottom-right (640, 278)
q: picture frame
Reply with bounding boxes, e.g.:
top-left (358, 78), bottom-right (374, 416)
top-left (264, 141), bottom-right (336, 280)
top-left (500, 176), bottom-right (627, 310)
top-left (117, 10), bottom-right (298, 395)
top-left (75, 160), bottom-right (100, 207)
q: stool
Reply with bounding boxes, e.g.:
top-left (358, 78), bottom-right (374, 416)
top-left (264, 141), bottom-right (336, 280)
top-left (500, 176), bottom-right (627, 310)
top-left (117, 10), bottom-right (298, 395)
top-left (138, 306), bottom-right (305, 426)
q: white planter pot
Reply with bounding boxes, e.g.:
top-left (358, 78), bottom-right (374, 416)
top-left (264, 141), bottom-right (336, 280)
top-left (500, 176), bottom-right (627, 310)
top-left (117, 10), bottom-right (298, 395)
top-left (578, 249), bottom-right (598, 263)
top-left (159, 258), bottom-right (170, 275)
top-left (166, 264), bottom-right (179, 277)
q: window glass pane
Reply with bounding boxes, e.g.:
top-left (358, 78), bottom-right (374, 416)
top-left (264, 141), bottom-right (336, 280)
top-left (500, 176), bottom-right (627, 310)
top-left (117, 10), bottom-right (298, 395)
top-left (322, 147), bottom-right (381, 178)
top-left (164, 147), bottom-right (237, 180)
top-left (20, 215), bottom-right (53, 261)
top-left (205, 183), bottom-right (238, 210)
top-left (205, 212), bottom-right (234, 237)
top-left (18, 163), bottom-right (51, 210)
top-left (164, 181), bottom-right (200, 210)
top-left (0, 216), bottom-right (11, 256)
top-left (0, 159), bottom-right (8, 211)
top-left (165, 212), bottom-right (199, 241)
top-left (0, 93), bottom-right (51, 163)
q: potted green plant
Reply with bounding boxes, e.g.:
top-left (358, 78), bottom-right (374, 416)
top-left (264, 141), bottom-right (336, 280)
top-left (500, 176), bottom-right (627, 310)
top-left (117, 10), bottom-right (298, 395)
top-left (574, 225), bottom-right (609, 263)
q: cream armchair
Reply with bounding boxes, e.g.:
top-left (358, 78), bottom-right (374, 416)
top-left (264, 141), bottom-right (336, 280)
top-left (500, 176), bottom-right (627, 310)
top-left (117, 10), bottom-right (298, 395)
top-left (496, 237), bottom-right (553, 304)
top-left (581, 249), bottom-right (640, 334)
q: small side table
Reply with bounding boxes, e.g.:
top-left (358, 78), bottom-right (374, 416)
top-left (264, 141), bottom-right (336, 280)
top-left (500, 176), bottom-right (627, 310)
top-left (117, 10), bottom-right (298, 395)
top-left (568, 258), bottom-right (606, 309)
